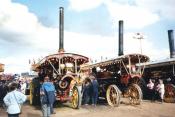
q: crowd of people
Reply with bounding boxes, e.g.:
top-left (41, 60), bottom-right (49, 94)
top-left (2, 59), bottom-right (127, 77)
top-left (0, 73), bottom-right (167, 117)
top-left (0, 77), bottom-right (32, 117)
top-left (0, 75), bottom-right (56, 117)
top-left (0, 77), bottom-right (30, 104)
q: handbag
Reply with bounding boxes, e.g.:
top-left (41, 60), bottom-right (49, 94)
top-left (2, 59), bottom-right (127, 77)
top-left (13, 92), bottom-right (22, 114)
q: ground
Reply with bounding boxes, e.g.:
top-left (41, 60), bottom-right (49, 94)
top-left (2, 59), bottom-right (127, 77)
top-left (0, 99), bottom-right (175, 117)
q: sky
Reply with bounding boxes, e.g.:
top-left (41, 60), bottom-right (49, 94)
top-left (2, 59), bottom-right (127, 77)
top-left (0, 0), bottom-right (175, 74)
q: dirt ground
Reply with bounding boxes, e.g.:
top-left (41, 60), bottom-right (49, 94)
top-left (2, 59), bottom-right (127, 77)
top-left (0, 99), bottom-right (175, 117)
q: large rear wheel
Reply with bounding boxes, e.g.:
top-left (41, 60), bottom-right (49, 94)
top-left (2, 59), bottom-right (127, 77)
top-left (164, 84), bottom-right (175, 103)
top-left (127, 84), bottom-right (142, 105)
top-left (106, 85), bottom-right (121, 107)
top-left (71, 86), bottom-right (81, 109)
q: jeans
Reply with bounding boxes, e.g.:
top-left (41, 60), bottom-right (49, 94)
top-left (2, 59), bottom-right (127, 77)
top-left (47, 91), bottom-right (55, 114)
top-left (8, 114), bottom-right (19, 117)
top-left (92, 91), bottom-right (98, 105)
top-left (41, 104), bottom-right (50, 117)
top-left (50, 103), bottom-right (54, 114)
top-left (84, 94), bottom-right (90, 105)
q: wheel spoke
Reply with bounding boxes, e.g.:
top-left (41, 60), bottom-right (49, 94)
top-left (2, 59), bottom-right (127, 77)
top-left (164, 84), bottom-right (175, 103)
top-left (127, 84), bottom-right (142, 105)
top-left (106, 85), bottom-right (120, 107)
top-left (71, 86), bottom-right (80, 109)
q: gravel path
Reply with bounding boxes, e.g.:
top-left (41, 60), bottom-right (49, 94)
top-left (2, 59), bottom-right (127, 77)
top-left (0, 100), bottom-right (175, 117)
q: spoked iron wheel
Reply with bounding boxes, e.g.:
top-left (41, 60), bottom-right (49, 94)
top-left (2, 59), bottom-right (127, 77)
top-left (106, 85), bottom-right (121, 107)
top-left (127, 84), bottom-right (142, 105)
top-left (164, 84), bottom-right (175, 103)
top-left (71, 86), bottom-right (81, 109)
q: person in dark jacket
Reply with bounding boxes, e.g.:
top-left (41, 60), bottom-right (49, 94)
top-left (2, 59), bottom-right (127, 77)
top-left (83, 78), bottom-right (91, 105)
top-left (0, 81), bottom-right (8, 107)
top-left (90, 75), bottom-right (99, 106)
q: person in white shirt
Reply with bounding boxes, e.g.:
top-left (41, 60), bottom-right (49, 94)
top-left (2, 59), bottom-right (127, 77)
top-left (21, 81), bottom-right (27, 94)
top-left (147, 79), bottom-right (155, 101)
top-left (147, 79), bottom-right (154, 90)
top-left (3, 82), bottom-right (27, 117)
top-left (156, 79), bottom-right (165, 103)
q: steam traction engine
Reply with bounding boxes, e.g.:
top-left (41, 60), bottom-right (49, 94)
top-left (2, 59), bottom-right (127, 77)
top-left (81, 54), bottom-right (149, 106)
top-left (31, 53), bottom-right (89, 108)
top-left (30, 7), bottom-right (89, 109)
top-left (80, 20), bottom-right (149, 106)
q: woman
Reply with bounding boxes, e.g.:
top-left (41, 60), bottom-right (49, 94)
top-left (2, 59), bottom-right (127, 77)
top-left (3, 82), bottom-right (27, 117)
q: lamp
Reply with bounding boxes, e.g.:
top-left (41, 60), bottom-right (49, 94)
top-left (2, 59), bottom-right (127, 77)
top-left (60, 64), bottom-right (65, 69)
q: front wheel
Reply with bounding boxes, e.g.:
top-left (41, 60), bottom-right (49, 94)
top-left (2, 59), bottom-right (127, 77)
top-left (71, 86), bottom-right (81, 109)
top-left (106, 85), bottom-right (121, 107)
top-left (127, 84), bottom-right (142, 105)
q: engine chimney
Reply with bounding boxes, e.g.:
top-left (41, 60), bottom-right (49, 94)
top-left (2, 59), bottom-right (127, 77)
top-left (118, 20), bottom-right (124, 56)
top-left (168, 30), bottom-right (175, 58)
top-left (58, 7), bottom-right (64, 53)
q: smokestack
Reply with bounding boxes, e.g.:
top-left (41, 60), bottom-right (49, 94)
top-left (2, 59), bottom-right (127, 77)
top-left (168, 30), bottom-right (175, 58)
top-left (118, 20), bottom-right (124, 56)
top-left (58, 7), bottom-right (64, 53)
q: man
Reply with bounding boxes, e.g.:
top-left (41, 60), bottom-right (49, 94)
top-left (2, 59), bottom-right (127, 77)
top-left (40, 76), bottom-right (56, 117)
top-left (91, 75), bottom-right (99, 106)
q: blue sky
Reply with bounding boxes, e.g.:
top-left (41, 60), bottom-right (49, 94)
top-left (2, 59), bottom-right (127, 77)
top-left (0, 0), bottom-right (175, 74)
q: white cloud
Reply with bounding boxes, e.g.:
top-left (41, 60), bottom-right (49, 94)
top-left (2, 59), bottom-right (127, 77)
top-left (0, 0), bottom-right (59, 73)
top-left (0, 0), bottom-right (170, 74)
top-left (0, 57), bottom-right (30, 74)
top-left (0, 0), bottom-right (39, 35)
top-left (64, 31), bottom-right (117, 59)
top-left (68, 0), bottom-right (160, 29)
top-left (135, 0), bottom-right (175, 20)
top-left (104, 1), bottom-right (159, 29)
top-left (123, 33), bottom-right (169, 60)
top-left (69, 0), bottom-right (104, 12)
